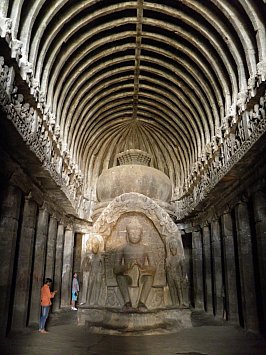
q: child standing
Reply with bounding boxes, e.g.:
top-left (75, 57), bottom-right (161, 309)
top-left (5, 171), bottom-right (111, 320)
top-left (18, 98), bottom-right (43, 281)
top-left (71, 272), bottom-right (79, 310)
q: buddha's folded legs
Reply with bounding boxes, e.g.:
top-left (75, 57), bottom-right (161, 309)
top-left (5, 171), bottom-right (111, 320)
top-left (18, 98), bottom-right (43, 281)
top-left (116, 275), bottom-right (131, 305)
top-left (139, 274), bottom-right (154, 305)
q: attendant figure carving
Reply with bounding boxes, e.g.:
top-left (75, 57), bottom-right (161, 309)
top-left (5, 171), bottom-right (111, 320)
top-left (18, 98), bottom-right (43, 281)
top-left (113, 218), bottom-right (156, 312)
top-left (166, 238), bottom-right (187, 307)
top-left (80, 237), bottom-right (104, 306)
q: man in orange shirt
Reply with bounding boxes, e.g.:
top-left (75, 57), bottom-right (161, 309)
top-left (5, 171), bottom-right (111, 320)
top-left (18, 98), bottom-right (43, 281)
top-left (39, 278), bottom-right (57, 333)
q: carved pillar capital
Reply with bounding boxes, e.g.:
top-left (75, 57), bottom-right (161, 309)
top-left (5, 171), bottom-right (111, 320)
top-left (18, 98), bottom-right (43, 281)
top-left (40, 202), bottom-right (49, 212)
top-left (10, 39), bottom-right (23, 60)
top-left (201, 221), bottom-right (209, 230)
top-left (65, 224), bottom-right (74, 232)
top-left (209, 208), bottom-right (220, 222)
top-left (9, 169), bottom-right (29, 194)
top-left (222, 204), bottom-right (231, 215)
top-left (235, 193), bottom-right (249, 206)
top-left (24, 191), bottom-right (34, 201)
top-left (192, 224), bottom-right (201, 233)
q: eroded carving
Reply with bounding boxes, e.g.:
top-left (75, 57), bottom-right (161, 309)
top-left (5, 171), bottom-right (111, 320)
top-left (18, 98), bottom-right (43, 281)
top-left (80, 234), bottom-right (105, 306)
top-left (166, 238), bottom-right (187, 307)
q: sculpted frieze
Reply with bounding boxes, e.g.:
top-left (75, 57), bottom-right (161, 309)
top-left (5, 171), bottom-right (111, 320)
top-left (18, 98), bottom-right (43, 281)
top-left (174, 91), bottom-right (266, 220)
top-left (0, 16), bottom-right (12, 43)
top-left (0, 58), bottom-right (83, 210)
top-left (257, 60), bottom-right (266, 84)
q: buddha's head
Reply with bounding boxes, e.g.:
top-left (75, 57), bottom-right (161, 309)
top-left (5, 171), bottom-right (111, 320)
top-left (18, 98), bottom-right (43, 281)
top-left (126, 218), bottom-right (143, 244)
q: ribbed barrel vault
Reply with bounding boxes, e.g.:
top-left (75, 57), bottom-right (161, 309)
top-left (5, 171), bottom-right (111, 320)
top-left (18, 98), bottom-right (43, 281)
top-left (3, 0), bottom-right (266, 196)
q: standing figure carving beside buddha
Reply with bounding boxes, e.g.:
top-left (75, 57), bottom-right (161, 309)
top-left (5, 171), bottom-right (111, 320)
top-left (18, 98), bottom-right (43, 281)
top-left (80, 236), bottom-right (105, 306)
top-left (165, 238), bottom-right (188, 308)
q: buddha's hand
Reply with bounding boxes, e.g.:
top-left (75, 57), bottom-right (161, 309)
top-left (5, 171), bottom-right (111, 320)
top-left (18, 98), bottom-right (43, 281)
top-left (139, 265), bottom-right (155, 275)
top-left (128, 260), bottom-right (139, 269)
top-left (113, 264), bottom-right (128, 274)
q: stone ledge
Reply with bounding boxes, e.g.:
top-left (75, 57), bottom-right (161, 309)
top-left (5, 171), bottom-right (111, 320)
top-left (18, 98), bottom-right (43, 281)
top-left (77, 307), bottom-right (192, 335)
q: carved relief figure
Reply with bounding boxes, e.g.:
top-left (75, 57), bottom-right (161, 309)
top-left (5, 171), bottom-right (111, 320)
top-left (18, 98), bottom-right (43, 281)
top-left (113, 218), bottom-right (156, 312)
top-left (166, 238), bottom-right (186, 307)
top-left (80, 237), bottom-right (104, 306)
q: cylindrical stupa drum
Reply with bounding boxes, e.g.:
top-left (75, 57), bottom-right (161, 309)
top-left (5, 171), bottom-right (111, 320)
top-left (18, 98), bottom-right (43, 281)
top-left (96, 149), bottom-right (172, 203)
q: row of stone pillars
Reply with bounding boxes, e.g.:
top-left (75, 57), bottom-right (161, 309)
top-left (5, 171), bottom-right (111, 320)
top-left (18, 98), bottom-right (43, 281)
top-left (0, 183), bottom-right (75, 336)
top-left (191, 189), bottom-right (266, 334)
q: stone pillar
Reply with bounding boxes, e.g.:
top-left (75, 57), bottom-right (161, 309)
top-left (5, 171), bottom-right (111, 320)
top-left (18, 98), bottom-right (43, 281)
top-left (192, 227), bottom-right (204, 309)
top-left (210, 218), bottom-right (223, 318)
top-left (45, 215), bottom-right (57, 279)
top-left (202, 223), bottom-right (213, 313)
top-left (73, 233), bottom-right (82, 275)
top-left (28, 206), bottom-right (49, 326)
top-left (182, 233), bottom-right (192, 307)
top-left (12, 196), bottom-right (38, 329)
top-left (235, 200), bottom-right (259, 332)
top-left (53, 223), bottom-right (65, 312)
top-left (221, 211), bottom-right (238, 323)
top-left (0, 185), bottom-right (22, 335)
top-left (61, 226), bottom-right (74, 308)
top-left (253, 190), bottom-right (266, 333)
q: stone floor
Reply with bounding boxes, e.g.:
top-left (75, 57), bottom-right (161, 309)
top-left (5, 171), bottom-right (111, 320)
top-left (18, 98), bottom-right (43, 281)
top-left (1, 309), bottom-right (266, 355)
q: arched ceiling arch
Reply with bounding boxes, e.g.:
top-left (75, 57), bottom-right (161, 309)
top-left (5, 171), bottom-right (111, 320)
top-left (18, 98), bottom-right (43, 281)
top-left (5, 0), bottom-right (266, 196)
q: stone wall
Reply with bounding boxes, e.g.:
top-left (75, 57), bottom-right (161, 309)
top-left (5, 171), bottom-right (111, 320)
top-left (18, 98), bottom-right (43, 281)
top-left (0, 148), bottom-right (91, 336)
top-left (188, 172), bottom-right (266, 334)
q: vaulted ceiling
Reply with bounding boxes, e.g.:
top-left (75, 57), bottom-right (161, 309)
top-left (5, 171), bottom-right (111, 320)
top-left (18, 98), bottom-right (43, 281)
top-left (4, 0), bottom-right (266, 194)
